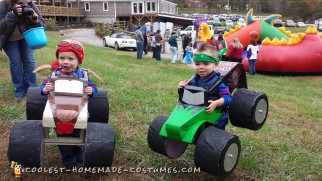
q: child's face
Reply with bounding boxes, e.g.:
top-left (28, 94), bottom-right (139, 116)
top-left (58, 52), bottom-right (79, 73)
top-left (193, 62), bottom-right (216, 79)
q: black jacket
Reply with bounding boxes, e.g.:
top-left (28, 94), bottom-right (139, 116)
top-left (0, 0), bottom-right (44, 50)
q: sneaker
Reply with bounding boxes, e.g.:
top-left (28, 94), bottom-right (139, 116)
top-left (65, 162), bottom-right (77, 170)
top-left (14, 96), bottom-right (24, 102)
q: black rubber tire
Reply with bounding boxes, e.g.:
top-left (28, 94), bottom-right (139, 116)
top-left (229, 88), bottom-right (268, 130)
top-left (88, 89), bottom-right (109, 123)
top-left (26, 87), bottom-right (48, 120)
top-left (7, 120), bottom-right (44, 168)
top-left (194, 126), bottom-right (241, 178)
top-left (103, 39), bottom-right (107, 47)
top-left (147, 115), bottom-right (188, 158)
top-left (115, 42), bottom-right (119, 50)
top-left (83, 122), bottom-right (115, 167)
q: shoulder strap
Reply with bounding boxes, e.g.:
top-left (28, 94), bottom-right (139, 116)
top-left (79, 68), bottom-right (88, 80)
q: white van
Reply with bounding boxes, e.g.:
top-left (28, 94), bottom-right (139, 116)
top-left (179, 25), bottom-right (214, 40)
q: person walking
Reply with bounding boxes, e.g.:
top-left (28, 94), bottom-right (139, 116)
top-left (182, 33), bottom-right (192, 59)
top-left (168, 32), bottom-right (178, 64)
top-left (135, 26), bottom-right (144, 59)
top-left (143, 31), bottom-right (148, 55)
top-left (0, 0), bottom-right (45, 100)
top-left (154, 30), bottom-right (163, 61)
top-left (246, 38), bottom-right (259, 75)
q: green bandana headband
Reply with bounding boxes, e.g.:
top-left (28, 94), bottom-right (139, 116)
top-left (193, 53), bottom-right (219, 63)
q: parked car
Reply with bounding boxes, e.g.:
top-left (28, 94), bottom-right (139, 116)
top-left (225, 15), bottom-right (232, 20)
top-left (297, 22), bottom-right (306, 28)
top-left (179, 25), bottom-right (215, 40)
top-left (236, 14), bottom-right (243, 20)
top-left (285, 20), bottom-right (296, 27)
top-left (274, 19), bottom-right (283, 27)
top-left (219, 14), bottom-right (226, 21)
top-left (180, 14), bottom-right (190, 18)
top-left (212, 18), bottom-right (221, 26)
top-left (103, 33), bottom-right (136, 50)
top-left (215, 26), bottom-right (230, 34)
top-left (318, 20), bottom-right (322, 32)
top-left (237, 18), bottom-right (246, 27)
top-left (210, 14), bottom-right (219, 20)
top-left (225, 19), bottom-right (233, 27)
top-left (230, 14), bottom-right (238, 21)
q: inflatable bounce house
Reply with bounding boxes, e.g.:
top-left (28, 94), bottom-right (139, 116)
top-left (223, 9), bottom-right (322, 74)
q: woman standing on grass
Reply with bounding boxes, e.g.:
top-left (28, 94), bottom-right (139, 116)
top-left (246, 38), bottom-right (259, 75)
top-left (154, 30), bottom-right (163, 61)
top-left (0, 0), bottom-right (45, 100)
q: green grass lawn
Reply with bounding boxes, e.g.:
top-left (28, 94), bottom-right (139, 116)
top-left (0, 32), bottom-right (321, 180)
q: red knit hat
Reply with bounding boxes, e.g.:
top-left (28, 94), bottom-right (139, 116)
top-left (56, 39), bottom-right (84, 64)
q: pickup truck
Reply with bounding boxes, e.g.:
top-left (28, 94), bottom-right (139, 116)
top-left (179, 25), bottom-right (214, 40)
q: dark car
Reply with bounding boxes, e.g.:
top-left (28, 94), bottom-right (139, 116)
top-left (285, 20), bottom-right (296, 27)
top-left (274, 19), bottom-right (283, 27)
top-left (215, 26), bottom-right (230, 34)
top-left (230, 14), bottom-right (238, 21)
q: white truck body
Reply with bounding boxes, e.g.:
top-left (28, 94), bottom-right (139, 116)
top-left (179, 25), bottom-right (214, 41)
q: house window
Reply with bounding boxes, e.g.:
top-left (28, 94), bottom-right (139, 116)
top-left (103, 2), bottom-right (108, 11)
top-left (85, 2), bottom-right (90, 11)
top-left (160, 3), bottom-right (164, 13)
top-left (164, 3), bottom-right (168, 13)
top-left (68, 3), bottom-right (72, 8)
top-left (146, 2), bottom-right (156, 12)
top-left (132, 2), bottom-right (144, 14)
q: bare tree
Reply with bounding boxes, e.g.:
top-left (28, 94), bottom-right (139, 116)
top-left (200, 0), bottom-right (215, 13)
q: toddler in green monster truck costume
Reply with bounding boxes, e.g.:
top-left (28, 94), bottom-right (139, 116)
top-left (178, 43), bottom-right (232, 130)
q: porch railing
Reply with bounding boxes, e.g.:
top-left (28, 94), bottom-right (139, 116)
top-left (36, 5), bottom-right (85, 17)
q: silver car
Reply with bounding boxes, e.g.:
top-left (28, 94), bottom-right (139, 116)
top-left (237, 19), bottom-right (246, 27)
top-left (225, 20), bottom-right (234, 27)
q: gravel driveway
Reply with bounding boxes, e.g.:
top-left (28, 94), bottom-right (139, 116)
top-left (58, 28), bottom-right (179, 60)
top-left (59, 28), bottom-right (103, 47)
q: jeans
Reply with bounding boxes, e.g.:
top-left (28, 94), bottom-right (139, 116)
top-left (248, 59), bottom-right (256, 75)
top-left (183, 46), bottom-right (187, 58)
top-left (136, 42), bottom-right (144, 59)
top-left (170, 46), bottom-right (177, 63)
top-left (144, 43), bottom-right (148, 54)
top-left (57, 129), bottom-right (83, 167)
top-left (155, 45), bottom-right (162, 61)
top-left (4, 39), bottom-right (37, 98)
top-left (151, 46), bottom-right (156, 59)
top-left (214, 111), bottom-right (228, 130)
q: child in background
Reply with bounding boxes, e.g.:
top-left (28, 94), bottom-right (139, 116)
top-left (178, 44), bottom-right (232, 130)
top-left (40, 39), bottom-right (98, 168)
top-left (183, 42), bottom-right (193, 65)
top-left (246, 38), bottom-right (259, 75)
